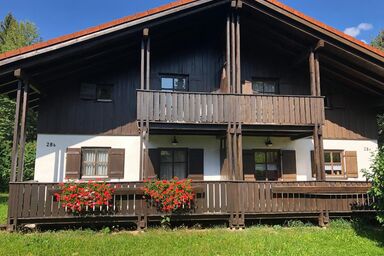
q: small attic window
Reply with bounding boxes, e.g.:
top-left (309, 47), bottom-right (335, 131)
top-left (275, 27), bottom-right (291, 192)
top-left (80, 83), bottom-right (113, 102)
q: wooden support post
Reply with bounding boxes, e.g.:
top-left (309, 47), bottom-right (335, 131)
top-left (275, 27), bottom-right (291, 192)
top-left (146, 37), bottom-right (151, 91)
top-left (235, 13), bottom-right (241, 94)
top-left (226, 14), bottom-right (231, 93)
top-left (232, 125), bottom-right (238, 179)
top-left (237, 123), bottom-right (243, 180)
top-left (227, 124), bottom-right (233, 180)
top-left (309, 51), bottom-right (316, 96)
top-left (318, 125), bottom-right (326, 181)
top-left (16, 82), bottom-right (29, 182)
top-left (10, 80), bottom-right (22, 182)
top-left (313, 125), bottom-right (321, 180)
top-left (230, 13), bottom-right (236, 94)
top-left (140, 38), bottom-right (145, 90)
top-left (314, 53), bottom-right (321, 96)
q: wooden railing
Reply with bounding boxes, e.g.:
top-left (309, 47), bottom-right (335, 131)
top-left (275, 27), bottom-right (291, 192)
top-left (8, 181), bottom-right (372, 229)
top-left (137, 90), bottom-right (325, 125)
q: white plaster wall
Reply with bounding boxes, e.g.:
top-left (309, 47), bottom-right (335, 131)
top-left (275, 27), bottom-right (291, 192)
top-left (34, 134), bottom-right (377, 182)
top-left (146, 135), bottom-right (221, 180)
top-left (242, 137), bottom-right (378, 181)
top-left (35, 134), bottom-right (141, 182)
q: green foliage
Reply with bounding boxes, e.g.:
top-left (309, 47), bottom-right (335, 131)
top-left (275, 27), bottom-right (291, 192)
top-left (371, 30), bottom-right (384, 50)
top-left (0, 13), bottom-right (41, 53)
top-left (0, 193), bottom-right (7, 224)
top-left (364, 148), bottom-right (384, 224)
top-left (0, 95), bottom-right (37, 192)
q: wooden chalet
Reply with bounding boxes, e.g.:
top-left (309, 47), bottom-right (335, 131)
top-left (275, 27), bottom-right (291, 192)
top-left (0, 0), bottom-right (383, 230)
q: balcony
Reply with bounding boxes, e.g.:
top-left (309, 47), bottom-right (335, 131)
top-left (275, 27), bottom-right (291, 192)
top-left (137, 90), bottom-right (325, 126)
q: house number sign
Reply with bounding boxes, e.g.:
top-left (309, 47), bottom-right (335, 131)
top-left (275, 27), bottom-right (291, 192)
top-left (46, 142), bottom-right (56, 147)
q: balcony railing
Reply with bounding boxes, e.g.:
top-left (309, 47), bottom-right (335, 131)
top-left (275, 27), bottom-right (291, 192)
top-left (137, 90), bottom-right (325, 125)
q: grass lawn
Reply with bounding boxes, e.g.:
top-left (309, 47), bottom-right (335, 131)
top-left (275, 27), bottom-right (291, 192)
top-left (0, 221), bottom-right (383, 256)
top-left (0, 193), bottom-right (7, 225)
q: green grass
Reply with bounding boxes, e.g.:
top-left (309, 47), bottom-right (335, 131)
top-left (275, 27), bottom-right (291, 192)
top-left (0, 194), bottom-right (7, 225)
top-left (0, 221), bottom-right (383, 256)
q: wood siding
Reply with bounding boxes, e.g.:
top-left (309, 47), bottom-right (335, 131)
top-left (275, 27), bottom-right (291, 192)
top-left (138, 90), bottom-right (324, 125)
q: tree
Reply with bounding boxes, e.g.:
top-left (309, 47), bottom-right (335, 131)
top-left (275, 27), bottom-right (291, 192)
top-left (364, 149), bottom-right (384, 224)
top-left (0, 13), bottom-right (41, 53)
top-left (371, 30), bottom-right (384, 146)
top-left (0, 13), bottom-right (41, 191)
top-left (371, 30), bottom-right (384, 50)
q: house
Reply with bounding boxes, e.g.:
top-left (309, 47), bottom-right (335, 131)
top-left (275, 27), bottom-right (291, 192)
top-left (1, 0), bottom-right (383, 230)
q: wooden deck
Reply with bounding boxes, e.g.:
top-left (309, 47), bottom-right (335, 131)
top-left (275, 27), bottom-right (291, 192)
top-left (137, 90), bottom-right (325, 126)
top-left (7, 181), bottom-right (373, 229)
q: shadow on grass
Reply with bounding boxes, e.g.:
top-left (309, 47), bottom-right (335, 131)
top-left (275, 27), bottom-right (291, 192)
top-left (352, 218), bottom-right (384, 247)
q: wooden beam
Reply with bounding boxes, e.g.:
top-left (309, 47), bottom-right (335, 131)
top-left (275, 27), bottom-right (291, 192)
top-left (318, 125), bottom-right (325, 181)
top-left (16, 82), bottom-right (28, 182)
top-left (10, 80), bottom-right (22, 182)
top-left (313, 125), bottom-right (321, 181)
top-left (321, 66), bottom-right (384, 96)
top-left (321, 54), bottom-right (384, 88)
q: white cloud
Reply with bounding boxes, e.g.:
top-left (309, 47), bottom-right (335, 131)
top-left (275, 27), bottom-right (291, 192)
top-left (361, 39), bottom-right (368, 44)
top-left (344, 23), bottom-right (373, 37)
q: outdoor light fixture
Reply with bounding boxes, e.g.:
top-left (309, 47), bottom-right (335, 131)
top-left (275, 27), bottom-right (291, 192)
top-left (265, 137), bottom-right (273, 147)
top-left (171, 136), bottom-right (179, 146)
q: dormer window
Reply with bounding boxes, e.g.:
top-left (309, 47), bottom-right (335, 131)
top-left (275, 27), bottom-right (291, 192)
top-left (160, 74), bottom-right (188, 91)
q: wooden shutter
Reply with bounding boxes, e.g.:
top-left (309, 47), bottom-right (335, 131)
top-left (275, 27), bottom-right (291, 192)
top-left (108, 149), bottom-right (125, 179)
top-left (243, 150), bottom-right (255, 181)
top-left (188, 149), bottom-right (204, 180)
top-left (281, 150), bottom-right (296, 181)
top-left (344, 151), bottom-right (358, 178)
top-left (147, 149), bottom-right (160, 179)
top-left (65, 148), bottom-right (81, 179)
top-left (310, 150), bottom-right (316, 178)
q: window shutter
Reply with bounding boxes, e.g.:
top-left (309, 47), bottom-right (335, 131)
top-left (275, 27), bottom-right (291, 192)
top-left (243, 150), bottom-right (255, 181)
top-left (188, 149), bottom-right (204, 180)
top-left (281, 150), bottom-right (297, 181)
top-left (344, 151), bottom-right (358, 178)
top-left (147, 149), bottom-right (160, 179)
top-left (108, 149), bottom-right (125, 179)
top-left (80, 83), bottom-right (96, 100)
top-left (65, 148), bottom-right (81, 180)
top-left (310, 150), bottom-right (316, 178)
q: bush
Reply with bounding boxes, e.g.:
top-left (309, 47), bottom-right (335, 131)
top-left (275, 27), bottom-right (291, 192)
top-left (364, 147), bottom-right (384, 224)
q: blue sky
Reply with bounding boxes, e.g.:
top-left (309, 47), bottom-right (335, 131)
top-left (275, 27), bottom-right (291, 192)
top-left (0, 0), bottom-right (382, 44)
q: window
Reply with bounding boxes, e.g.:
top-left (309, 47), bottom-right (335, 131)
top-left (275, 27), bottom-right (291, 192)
top-left (160, 74), bottom-right (188, 91)
top-left (252, 79), bottom-right (279, 94)
top-left (159, 149), bottom-right (188, 179)
top-left (80, 83), bottom-right (113, 102)
top-left (254, 150), bottom-right (280, 181)
top-left (82, 148), bottom-right (109, 177)
top-left (324, 151), bottom-right (343, 176)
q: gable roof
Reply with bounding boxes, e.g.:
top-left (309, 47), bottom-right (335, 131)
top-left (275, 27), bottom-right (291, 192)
top-left (0, 0), bottom-right (383, 64)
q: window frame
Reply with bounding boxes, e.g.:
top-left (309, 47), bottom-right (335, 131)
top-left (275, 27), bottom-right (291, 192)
top-left (251, 78), bottom-right (280, 95)
top-left (159, 74), bottom-right (189, 92)
top-left (80, 83), bottom-right (114, 102)
top-left (81, 147), bottom-right (110, 178)
top-left (253, 149), bottom-right (281, 181)
top-left (159, 148), bottom-right (188, 180)
top-left (324, 150), bottom-right (344, 177)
